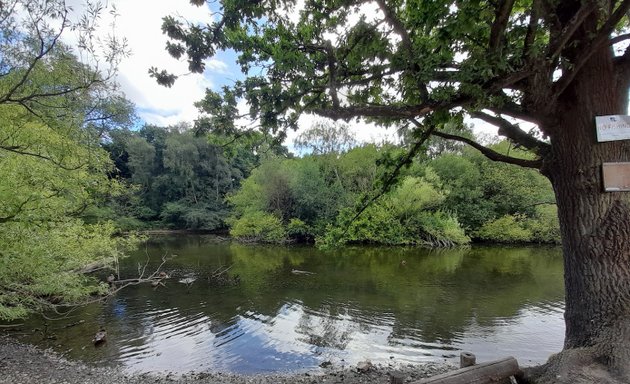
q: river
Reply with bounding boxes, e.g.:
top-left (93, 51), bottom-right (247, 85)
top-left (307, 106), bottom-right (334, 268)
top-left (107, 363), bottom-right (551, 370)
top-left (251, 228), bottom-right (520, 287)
top-left (9, 235), bottom-right (565, 374)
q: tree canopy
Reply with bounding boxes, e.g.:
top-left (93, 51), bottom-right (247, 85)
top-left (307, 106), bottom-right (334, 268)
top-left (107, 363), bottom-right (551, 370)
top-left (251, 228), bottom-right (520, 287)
top-left (155, 0), bottom-right (626, 167)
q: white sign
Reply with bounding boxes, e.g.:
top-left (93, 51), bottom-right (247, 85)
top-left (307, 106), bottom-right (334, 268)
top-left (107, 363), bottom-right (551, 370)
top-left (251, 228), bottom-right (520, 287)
top-left (595, 115), bottom-right (630, 142)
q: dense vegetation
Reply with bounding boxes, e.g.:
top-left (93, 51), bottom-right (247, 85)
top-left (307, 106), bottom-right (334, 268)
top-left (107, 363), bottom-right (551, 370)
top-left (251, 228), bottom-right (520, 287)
top-left (0, 1), bottom-right (138, 320)
top-left (98, 122), bottom-right (558, 246)
top-left (225, 126), bottom-right (558, 246)
top-left (97, 126), bottom-right (287, 230)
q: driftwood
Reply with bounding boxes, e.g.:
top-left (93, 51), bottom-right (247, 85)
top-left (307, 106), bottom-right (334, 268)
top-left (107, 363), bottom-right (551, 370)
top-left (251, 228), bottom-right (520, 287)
top-left (416, 356), bottom-right (520, 384)
top-left (110, 275), bottom-right (168, 285)
top-left (208, 264), bottom-right (240, 286)
top-left (291, 269), bottom-right (315, 275)
top-left (75, 261), bottom-right (108, 274)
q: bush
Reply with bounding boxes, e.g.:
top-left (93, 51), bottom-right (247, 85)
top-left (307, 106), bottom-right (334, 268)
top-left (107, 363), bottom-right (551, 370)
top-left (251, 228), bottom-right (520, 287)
top-left (287, 218), bottom-right (314, 242)
top-left (318, 205), bottom-right (470, 248)
top-left (160, 202), bottom-right (223, 230)
top-left (475, 215), bottom-right (533, 243)
top-left (229, 211), bottom-right (287, 243)
top-left (525, 205), bottom-right (561, 244)
top-left (414, 211), bottom-right (470, 247)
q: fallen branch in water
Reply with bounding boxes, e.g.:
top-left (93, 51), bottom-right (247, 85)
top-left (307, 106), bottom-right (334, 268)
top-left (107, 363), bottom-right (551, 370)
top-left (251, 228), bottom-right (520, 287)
top-left (208, 264), bottom-right (240, 286)
top-left (291, 269), bottom-right (315, 276)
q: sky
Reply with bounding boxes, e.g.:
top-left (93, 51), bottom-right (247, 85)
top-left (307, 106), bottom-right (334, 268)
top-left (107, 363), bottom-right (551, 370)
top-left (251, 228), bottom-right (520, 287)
top-left (64, 0), bottom-right (496, 147)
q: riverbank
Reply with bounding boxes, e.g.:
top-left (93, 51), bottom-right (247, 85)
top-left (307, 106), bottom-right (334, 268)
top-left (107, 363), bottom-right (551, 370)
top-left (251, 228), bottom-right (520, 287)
top-left (0, 336), bottom-right (456, 384)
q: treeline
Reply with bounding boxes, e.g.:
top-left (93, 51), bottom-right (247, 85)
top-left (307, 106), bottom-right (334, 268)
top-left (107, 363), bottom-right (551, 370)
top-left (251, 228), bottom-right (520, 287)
top-left (94, 125), bottom-right (286, 231)
top-left (100, 124), bottom-right (559, 246)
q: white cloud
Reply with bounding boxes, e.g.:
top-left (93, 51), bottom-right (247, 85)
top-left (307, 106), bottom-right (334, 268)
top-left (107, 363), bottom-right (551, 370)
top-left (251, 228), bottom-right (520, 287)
top-left (64, 0), bottom-right (224, 126)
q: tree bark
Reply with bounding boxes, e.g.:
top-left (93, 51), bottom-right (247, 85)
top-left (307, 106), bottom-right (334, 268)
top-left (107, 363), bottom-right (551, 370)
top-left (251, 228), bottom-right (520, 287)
top-left (541, 42), bottom-right (630, 381)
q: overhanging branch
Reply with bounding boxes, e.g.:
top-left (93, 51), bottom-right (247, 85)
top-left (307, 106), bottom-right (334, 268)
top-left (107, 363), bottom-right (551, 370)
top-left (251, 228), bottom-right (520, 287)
top-left (547, 2), bottom-right (597, 62)
top-left (431, 130), bottom-right (543, 169)
top-left (339, 121), bottom-right (437, 238)
top-left (471, 111), bottom-right (550, 154)
top-left (0, 145), bottom-right (84, 171)
top-left (311, 95), bottom-right (470, 120)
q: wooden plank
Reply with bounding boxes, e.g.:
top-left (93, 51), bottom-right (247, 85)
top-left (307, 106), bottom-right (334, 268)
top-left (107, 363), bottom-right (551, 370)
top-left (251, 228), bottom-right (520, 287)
top-left (602, 163), bottom-right (630, 192)
top-left (416, 357), bottom-right (519, 384)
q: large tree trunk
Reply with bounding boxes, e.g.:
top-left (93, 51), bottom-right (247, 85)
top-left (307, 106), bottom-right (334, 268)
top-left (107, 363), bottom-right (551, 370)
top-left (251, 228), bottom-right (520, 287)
top-left (536, 44), bottom-right (630, 383)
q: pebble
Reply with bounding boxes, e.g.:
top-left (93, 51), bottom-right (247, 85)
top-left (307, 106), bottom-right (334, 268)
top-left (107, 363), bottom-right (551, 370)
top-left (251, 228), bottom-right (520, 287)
top-left (0, 335), bottom-right (456, 384)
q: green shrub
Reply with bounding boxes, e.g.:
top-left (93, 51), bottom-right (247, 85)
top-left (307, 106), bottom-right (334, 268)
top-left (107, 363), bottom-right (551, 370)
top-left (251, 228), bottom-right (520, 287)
top-left (475, 215), bottom-right (532, 243)
top-left (525, 205), bottom-right (561, 244)
top-left (160, 202), bottom-right (223, 230)
top-left (287, 218), bottom-right (314, 242)
top-left (229, 211), bottom-right (287, 243)
top-left (414, 211), bottom-right (470, 247)
top-left (318, 205), bottom-right (469, 248)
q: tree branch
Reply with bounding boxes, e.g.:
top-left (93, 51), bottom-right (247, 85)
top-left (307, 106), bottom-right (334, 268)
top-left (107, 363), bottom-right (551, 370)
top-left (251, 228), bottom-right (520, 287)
top-left (546, 2), bottom-right (597, 62)
top-left (611, 33), bottom-right (630, 46)
top-left (613, 35), bottom-right (630, 80)
top-left (374, 0), bottom-right (412, 50)
top-left (325, 41), bottom-right (340, 108)
top-left (553, 0), bottom-right (630, 98)
top-left (523, 0), bottom-right (541, 63)
top-left (485, 102), bottom-right (544, 125)
top-left (0, 145), bottom-right (84, 171)
top-left (470, 111), bottom-right (550, 154)
top-left (489, 0), bottom-right (516, 55)
top-left (431, 130), bottom-right (543, 169)
top-left (311, 95), bottom-right (470, 121)
top-left (0, 10), bottom-right (67, 105)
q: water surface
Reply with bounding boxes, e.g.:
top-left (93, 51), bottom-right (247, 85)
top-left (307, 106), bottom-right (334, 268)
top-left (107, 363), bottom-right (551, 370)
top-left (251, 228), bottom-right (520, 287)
top-left (10, 236), bottom-right (565, 374)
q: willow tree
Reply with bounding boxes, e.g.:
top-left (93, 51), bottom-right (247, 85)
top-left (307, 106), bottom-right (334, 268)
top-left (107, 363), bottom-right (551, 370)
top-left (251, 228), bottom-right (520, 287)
top-left (0, 0), bottom-right (135, 320)
top-left (156, 1), bottom-right (630, 381)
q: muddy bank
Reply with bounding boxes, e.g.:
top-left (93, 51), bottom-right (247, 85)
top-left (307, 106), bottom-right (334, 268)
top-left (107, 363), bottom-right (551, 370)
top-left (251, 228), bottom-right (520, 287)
top-left (0, 336), bottom-right (456, 384)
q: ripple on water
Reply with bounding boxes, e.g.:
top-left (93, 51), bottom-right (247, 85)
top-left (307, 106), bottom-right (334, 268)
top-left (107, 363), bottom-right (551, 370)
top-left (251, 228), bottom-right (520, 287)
top-left (10, 242), bottom-right (565, 374)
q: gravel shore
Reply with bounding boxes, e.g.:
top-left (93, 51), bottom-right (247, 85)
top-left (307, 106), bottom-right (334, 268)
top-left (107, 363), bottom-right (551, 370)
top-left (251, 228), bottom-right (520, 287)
top-left (0, 336), bottom-right (456, 384)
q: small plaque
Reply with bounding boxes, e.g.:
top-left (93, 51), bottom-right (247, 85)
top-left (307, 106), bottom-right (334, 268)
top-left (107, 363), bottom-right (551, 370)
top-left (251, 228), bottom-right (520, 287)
top-left (602, 162), bottom-right (630, 192)
top-left (595, 115), bottom-right (630, 142)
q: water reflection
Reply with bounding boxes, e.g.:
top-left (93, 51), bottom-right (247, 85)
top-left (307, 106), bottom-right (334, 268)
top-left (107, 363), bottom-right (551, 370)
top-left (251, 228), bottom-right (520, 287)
top-left (7, 237), bottom-right (564, 373)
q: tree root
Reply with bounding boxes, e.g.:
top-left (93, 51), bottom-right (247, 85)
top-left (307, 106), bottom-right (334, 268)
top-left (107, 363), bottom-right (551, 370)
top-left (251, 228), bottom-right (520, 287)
top-left (520, 348), bottom-right (629, 384)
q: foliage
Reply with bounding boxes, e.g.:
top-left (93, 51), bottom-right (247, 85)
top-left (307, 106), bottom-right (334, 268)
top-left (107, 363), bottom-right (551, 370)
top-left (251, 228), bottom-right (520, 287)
top-left (475, 215), bottom-right (533, 244)
top-left (320, 175), bottom-right (469, 247)
top-left (102, 126), bottom-right (274, 230)
top-left (294, 121), bottom-right (358, 155)
top-left (228, 145), bottom-right (473, 247)
top-left (527, 205), bottom-right (561, 244)
top-left (286, 218), bottom-right (312, 242)
top-left (0, 93), bottom-right (137, 320)
top-left (228, 211), bottom-right (287, 243)
top-left (429, 143), bottom-right (558, 243)
top-left (0, 0), bottom-right (136, 320)
top-left (474, 205), bottom-right (561, 244)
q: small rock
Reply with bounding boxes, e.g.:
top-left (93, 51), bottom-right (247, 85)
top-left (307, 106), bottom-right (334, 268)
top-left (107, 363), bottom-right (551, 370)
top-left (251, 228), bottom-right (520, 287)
top-left (319, 361), bottom-right (333, 368)
top-left (357, 360), bottom-right (374, 373)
